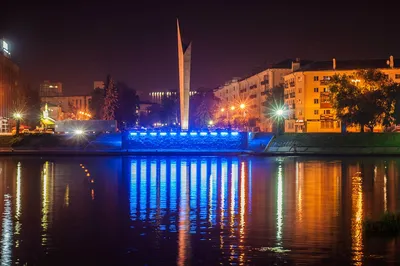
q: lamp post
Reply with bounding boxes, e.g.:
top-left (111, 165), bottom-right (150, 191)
top-left (275, 109), bottom-right (284, 135)
top-left (239, 103), bottom-right (246, 131)
top-left (13, 113), bottom-right (22, 136)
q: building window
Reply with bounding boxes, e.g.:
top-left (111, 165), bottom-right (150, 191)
top-left (322, 76), bottom-right (331, 81)
top-left (299, 110), bottom-right (303, 116)
top-left (288, 122), bottom-right (294, 129)
top-left (323, 88), bottom-right (330, 92)
top-left (314, 88), bottom-right (319, 92)
top-left (321, 121), bottom-right (334, 129)
top-left (324, 110), bottom-right (331, 114)
top-left (314, 110), bottom-right (319, 115)
top-left (314, 76), bottom-right (319, 81)
top-left (298, 88), bottom-right (302, 93)
top-left (314, 99), bottom-right (319, 104)
top-left (395, 74), bottom-right (400, 79)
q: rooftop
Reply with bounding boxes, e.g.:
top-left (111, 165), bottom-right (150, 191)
top-left (297, 58), bottom-right (400, 72)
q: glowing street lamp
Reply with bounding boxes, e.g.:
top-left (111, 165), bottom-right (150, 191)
top-left (13, 113), bottom-right (22, 119)
top-left (13, 112), bottom-right (23, 136)
top-left (220, 108), bottom-right (225, 112)
top-left (230, 106), bottom-right (235, 111)
top-left (240, 103), bottom-right (245, 110)
top-left (276, 109), bottom-right (284, 117)
top-left (273, 107), bottom-right (285, 135)
top-left (208, 120), bottom-right (214, 126)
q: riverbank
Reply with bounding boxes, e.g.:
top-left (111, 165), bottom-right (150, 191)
top-left (2, 132), bottom-right (400, 156)
top-left (264, 133), bottom-right (400, 155)
top-left (0, 148), bottom-right (246, 156)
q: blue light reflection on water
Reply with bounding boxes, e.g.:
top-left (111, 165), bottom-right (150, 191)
top-left (128, 157), bottom-right (250, 231)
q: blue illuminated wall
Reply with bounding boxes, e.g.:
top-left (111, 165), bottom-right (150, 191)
top-left (122, 131), bottom-right (248, 151)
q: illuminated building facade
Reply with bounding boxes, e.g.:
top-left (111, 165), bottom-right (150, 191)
top-left (40, 80), bottom-right (63, 97)
top-left (0, 39), bottom-right (19, 128)
top-left (41, 95), bottom-right (92, 120)
top-left (177, 19), bottom-right (192, 130)
top-left (214, 60), bottom-right (297, 131)
top-left (147, 90), bottom-right (197, 104)
top-left (93, 81), bottom-right (104, 90)
top-left (283, 56), bottom-right (400, 133)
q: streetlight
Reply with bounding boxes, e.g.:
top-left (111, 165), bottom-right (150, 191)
top-left (230, 106), bottom-right (235, 111)
top-left (239, 103), bottom-right (245, 110)
top-left (274, 108), bottom-right (285, 135)
top-left (13, 112), bottom-right (23, 136)
top-left (208, 120), bottom-right (214, 126)
top-left (276, 109), bottom-right (284, 116)
top-left (220, 108), bottom-right (225, 112)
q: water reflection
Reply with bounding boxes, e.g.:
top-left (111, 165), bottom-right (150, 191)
top-left (351, 167), bottom-right (364, 265)
top-left (1, 194), bottom-right (12, 266)
top-left (41, 161), bottom-right (54, 246)
top-left (0, 157), bottom-right (399, 265)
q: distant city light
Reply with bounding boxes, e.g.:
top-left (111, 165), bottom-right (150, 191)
top-left (240, 104), bottom-right (245, 109)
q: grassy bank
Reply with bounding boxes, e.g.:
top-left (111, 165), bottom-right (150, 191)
top-left (9, 134), bottom-right (97, 149)
top-left (364, 212), bottom-right (400, 236)
top-left (270, 133), bottom-right (400, 148)
top-left (270, 133), bottom-right (400, 151)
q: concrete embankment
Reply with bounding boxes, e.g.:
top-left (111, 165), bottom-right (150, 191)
top-left (2, 132), bottom-right (400, 156)
top-left (264, 133), bottom-right (400, 156)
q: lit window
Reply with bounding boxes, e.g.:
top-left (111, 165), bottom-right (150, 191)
top-left (314, 88), bottom-right (319, 92)
top-left (314, 110), bottom-right (319, 115)
top-left (314, 76), bottom-right (319, 81)
top-left (395, 74), bottom-right (400, 79)
top-left (314, 99), bottom-right (319, 104)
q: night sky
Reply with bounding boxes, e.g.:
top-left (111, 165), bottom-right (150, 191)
top-left (1, 1), bottom-right (399, 95)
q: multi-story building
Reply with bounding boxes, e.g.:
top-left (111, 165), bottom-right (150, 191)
top-left (147, 90), bottom-right (197, 104)
top-left (283, 56), bottom-right (400, 133)
top-left (214, 59), bottom-right (302, 131)
top-left (40, 95), bottom-right (92, 120)
top-left (39, 80), bottom-right (63, 97)
top-left (93, 81), bottom-right (104, 90)
top-left (0, 39), bottom-right (20, 132)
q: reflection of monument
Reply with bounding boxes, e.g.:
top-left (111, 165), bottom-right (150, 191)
top-left (177, 19), bottom-right (192, 130)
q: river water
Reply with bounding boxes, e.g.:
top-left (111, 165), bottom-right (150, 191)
top-left (0, 156), bottom-right (399, 265)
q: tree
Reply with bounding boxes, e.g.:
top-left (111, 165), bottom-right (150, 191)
top-left (160, 94), bottom-right (178, 125)
top-left (102, 75), bottom-right (118, 120)
top-left (263, 84), bottom-right (285, 133)
top-left (90, 87), bottom-right (105, 119)
top-left (190, 90), bottom-right (219, 128)
top-left (329, 69), bottom-right (397, 132)
top-left (141, 103), bottom-right (162, 127)
top-left (115, 82), bottom-right (140, 129)
top-left (11, 84), bottom-right (41, 130)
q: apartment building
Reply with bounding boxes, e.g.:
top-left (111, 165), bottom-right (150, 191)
top-left (214, 59), bottom-right (302, 131)
top-left (39, 80), bottom-right (63, 97)
top-left (283, 56), bottom-right (400, 133)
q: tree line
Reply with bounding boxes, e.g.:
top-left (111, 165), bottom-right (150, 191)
top-left (328, 69), bottom-right (400, 132)
top-left (90, 74), bottom-right (140, 129)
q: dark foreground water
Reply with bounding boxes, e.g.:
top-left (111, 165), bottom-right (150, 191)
top-left (0, 156), bottom-right (399, 265)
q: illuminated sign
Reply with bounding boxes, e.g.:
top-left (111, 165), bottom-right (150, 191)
top-left (1, 40), bottom-right (10, 57)
top-left (2, 41), bottom-right (8, 51)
